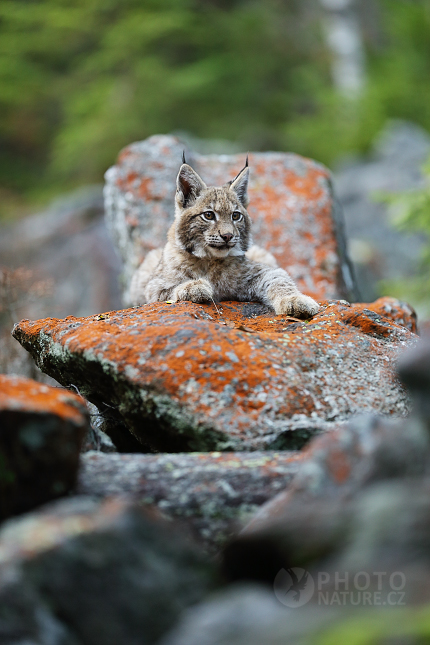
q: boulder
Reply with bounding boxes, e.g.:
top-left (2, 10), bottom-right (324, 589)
top-left (0, 496), bottom-right (214, 645)
top-left (77, 450), bottom-right (303, 550)
top-left (160, 580), bottom-right (430, 645)
top-left (398, 338), bottom-right (430, 423)
top-left (0, 186), bottom-right (122, 320)
top-left (0, 374), bottom-right (88, 520)
top-left (222, 337), bottom-right (430, 585)
top-left (0, 187), bottom-right (122, 383)
top-left (334, 120), bottom-right (430, 302)
top-left (12, 297), bottom-right (416, 452)
top-left (104, 134), bottom-right (357, 304)
top-left (239, 413), bottom-right (429, 537)
top-left (222, 478), bottom-right (430, 606)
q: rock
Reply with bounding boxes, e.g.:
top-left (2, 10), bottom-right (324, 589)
top-left (336, 478), bottom-right (430, 576)
top-left (160, 579), bottom-right (430, 645)
top-left (397, 338), bottom-right (430, 423)
top-left (365, 295), bottom-right (417, 333)
top-left (223, 478), bottom-right (430, 601)
top-left (0, 374), bottom-right (88, 520)
top-left (77, 451), bottom-right (302, 550)
top-left (0, 186), bottom-right (122, 382)
top-left (334, 120), bottom-right (430, 302)
top-left (222, 409), bottom-right (430, 582)
top-left (242, 413), bottom-right (429, 534)
top-left (104, 134), bottom-right (357, 304)
top-left (12, 297), bottom-right (416, 452)
top-left (160, 584), bottom-right (292, 645)
top-left (0, 186), bottom-right (122, 320)
top-left (0, 496), bottom-right (214, 645)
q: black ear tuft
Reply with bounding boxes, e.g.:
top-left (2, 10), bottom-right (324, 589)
top-left (182, 150), bottom-right (186, 165)
top-left (229, 161), bottom-right (249, 207)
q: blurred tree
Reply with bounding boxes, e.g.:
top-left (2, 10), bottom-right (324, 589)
top-left (0, 0), bottom-right (327, 199)
top-left (283, 0), bottom-right (430, 165)
top-left (0, 0), bottom-right (430, 212)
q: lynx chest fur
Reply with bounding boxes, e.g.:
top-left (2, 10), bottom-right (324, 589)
top-left (129, 158), bottom-right (319, 318)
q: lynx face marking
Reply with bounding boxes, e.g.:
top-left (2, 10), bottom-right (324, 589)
top-left (175, 169), bottom-right (251, 259)
top-left (128, 157), bottom-right (320, 319)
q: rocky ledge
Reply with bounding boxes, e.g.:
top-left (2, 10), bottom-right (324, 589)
top-left (0, 374), bottom-right (88, 519)
top-left (12, 296), bottom-right (417, 453)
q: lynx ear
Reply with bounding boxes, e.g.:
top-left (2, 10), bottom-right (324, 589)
top-left (229, 157), bottom-right (249, 207)
top-left (176, 163), bottom-right (207, 208)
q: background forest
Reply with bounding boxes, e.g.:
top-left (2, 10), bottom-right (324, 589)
top-left (1, 0), bottom-right (429, 207)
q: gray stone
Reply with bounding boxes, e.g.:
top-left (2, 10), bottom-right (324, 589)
top-left (77, 451), bottom-right (302, 550)
top-left (0, 496), bottom-right (214, 645)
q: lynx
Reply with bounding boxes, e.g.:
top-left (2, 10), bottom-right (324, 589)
top-left (128, 157), bottom-right (320, 317)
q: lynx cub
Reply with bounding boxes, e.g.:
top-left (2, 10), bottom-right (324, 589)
top-left (129, 158), bottom-right (320, 317)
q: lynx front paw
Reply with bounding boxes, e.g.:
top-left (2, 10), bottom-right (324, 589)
top-left (273, 293), bottom-right (320, 318)
top-left (172, 279), bottom-right (214, 304)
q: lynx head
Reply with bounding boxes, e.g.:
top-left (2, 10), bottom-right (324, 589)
top-left (174, 157), bottom-right (251, 259)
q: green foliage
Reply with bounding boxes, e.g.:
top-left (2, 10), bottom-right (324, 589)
top-left (1, 0), bottom-right (430, 212)
top-left (0, 0), bottom-right (326, 198)
top-left (283, 0), bottom-right (430, 165)
top-left (316, 604), bottom-right (430, 645)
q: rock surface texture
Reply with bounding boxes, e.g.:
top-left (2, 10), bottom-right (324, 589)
top-left (104, 134), bottom-right (357, 304)
top-left (0, 496), bottom-right (214, 645)
top-left (78, 451), bottom-right (302, 549)
top-left (0, 374), bottom-right (88, 519)
top-left (13, 297), bottom-right (416, 453)
top-left (222, 338), bottom-right (430, 587)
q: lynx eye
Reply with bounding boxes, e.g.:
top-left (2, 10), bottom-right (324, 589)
top-left (232, 211), bottom-right (242, 221)
top-left (201, 211), bottom-right (215, 221)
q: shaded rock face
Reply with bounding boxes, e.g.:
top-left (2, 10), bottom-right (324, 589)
top-left (398, 338), bottom-right (430, 423)
top-left (12, 297), bottom-right (416, 453)
top-left (0, 187), bottom-right (122, 384)
top-left (77, 451), bottom-right (303, 550)
top-left (160, 579), bottom-right (430, 645)
top-left (104, 134), bottom-right (357, 304)
top-left (240, 413), bottom-right (429, 538)
top-left (0, 375), bottom-right (88, 520)
top-left (0, 186), bottom-right (122, 320)
top-left (0, 496), bottom-right (214, 645)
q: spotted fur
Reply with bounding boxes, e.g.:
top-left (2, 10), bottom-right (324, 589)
top-left (129, 161), bottom-right (320, 317)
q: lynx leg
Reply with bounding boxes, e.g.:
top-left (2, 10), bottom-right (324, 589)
top-left (172, 278), bottom-right (214, 304)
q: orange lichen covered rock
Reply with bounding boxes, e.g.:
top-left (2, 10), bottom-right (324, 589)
top-left (13, 297), bottom-right (416, 453)
top-left (0, 374), bottom-right (88, 519)
top-left (104, 134), bottom-right (357, 303)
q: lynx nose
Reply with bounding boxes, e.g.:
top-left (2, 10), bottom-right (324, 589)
top-left (220, 233), bottom-right (233, 242)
